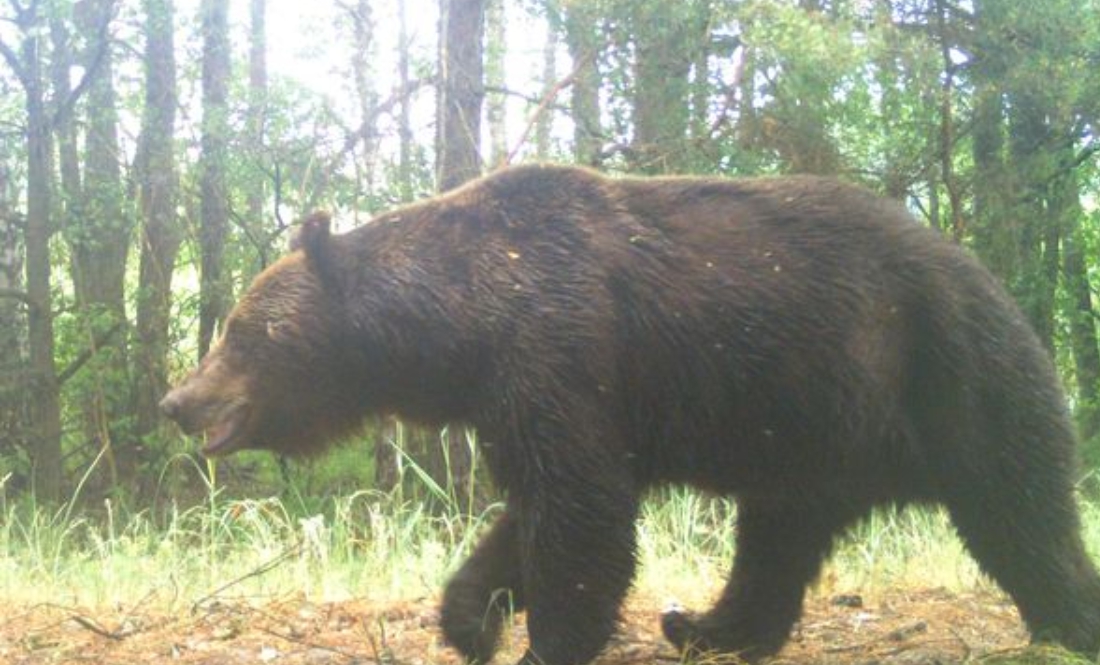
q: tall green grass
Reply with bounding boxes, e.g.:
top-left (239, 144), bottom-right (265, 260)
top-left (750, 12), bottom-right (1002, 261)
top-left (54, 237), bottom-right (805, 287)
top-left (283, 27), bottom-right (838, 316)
top-left (3, 467), bottom-right (1100, 625)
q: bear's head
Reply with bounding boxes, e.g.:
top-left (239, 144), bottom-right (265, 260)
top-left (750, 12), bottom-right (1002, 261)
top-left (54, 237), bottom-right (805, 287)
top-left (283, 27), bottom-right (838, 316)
top-left (160, 212), bottom-right (366, 457)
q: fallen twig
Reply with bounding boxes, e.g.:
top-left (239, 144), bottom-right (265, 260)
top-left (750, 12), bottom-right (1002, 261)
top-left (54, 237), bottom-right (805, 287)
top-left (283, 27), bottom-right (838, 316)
top-left (190, 540), bottom-right (304, 614)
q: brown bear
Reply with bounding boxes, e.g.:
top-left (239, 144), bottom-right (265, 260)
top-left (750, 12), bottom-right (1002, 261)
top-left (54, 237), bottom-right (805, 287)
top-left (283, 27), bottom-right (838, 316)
top-left (161, 164), bottom-right (1100, 665)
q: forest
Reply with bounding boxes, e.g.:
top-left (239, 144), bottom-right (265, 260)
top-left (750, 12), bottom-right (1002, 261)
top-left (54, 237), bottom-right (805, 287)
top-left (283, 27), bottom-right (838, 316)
top-left (0, 0), bottom-right (1097, 507)
top-left (2, 0), bottom-right (1100, 663)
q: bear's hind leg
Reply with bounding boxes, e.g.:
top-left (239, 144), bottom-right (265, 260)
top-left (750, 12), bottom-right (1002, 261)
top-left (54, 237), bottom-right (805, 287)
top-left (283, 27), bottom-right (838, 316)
top-left (943, 469), bottom-right (1100, 655)
top-left (442, 510), bottom-right (526, 663)
top-left (662, 497), bottom-right (864, 662)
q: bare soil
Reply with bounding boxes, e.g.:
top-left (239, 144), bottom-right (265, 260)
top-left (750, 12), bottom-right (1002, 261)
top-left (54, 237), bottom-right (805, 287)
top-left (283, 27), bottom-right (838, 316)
top-left (0, 588), bottom-right (1037, 664)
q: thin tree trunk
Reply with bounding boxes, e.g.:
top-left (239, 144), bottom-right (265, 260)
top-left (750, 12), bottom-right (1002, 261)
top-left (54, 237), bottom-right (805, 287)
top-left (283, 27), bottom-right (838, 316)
top-left (73, 0), bottom-right (130, 485)
top-left (1007, 89), bottom-right (1055, 350)
top-left (397, 0), bottom-right (414, 202)
top-left (535, 21), bottom-right (555, 159)
top-left (347, 0), bottom-right (377, 209)
top-left (433, 0), bottom-right (486, 505)
top-left (562, 2), bottom-right (601, 166)
top-left (133, 0), bottom-right (180, 460)
top-left (50, 15), bottom-right (81, 232)
top-left (1060, 175), bottom-right (1100, 447)
top-left (22, 11), bottom-right (63, 503)
top-left (198, 0), bottom-right (231, 360)
top-left (246, 0), bottom-right (267, 270)
top-left (0, 166), bottom-right (26, 476)
top-left (436, 0), bottom-right (485, 191)
top-left (485, 0), bottom-right (506, 167)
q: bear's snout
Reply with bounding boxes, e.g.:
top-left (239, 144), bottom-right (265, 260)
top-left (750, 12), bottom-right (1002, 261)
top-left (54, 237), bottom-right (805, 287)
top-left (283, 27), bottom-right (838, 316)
top-left (159, 392), bottom-right (181, 420)
top-left (159, 388), bottom-right (205, 433)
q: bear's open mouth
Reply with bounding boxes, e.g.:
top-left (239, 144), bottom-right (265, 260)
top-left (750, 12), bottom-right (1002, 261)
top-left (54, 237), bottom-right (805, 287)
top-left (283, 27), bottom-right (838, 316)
top-left (202, 406), bottom-right (249, 457)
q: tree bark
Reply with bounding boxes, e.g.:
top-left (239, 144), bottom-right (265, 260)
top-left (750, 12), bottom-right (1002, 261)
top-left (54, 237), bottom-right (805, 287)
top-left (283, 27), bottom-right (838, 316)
top-left (535, 19), bottom-right (555, 159)
top-left (71, 0), bottom-right (131, 485)
top-left (132, 0), bottom-right (181, 462)
top-left (1006, 89), bottom-right (1056, 350)
top-left (20, 7), bottom-right (63, 503)
top-left (436, 0), bottom-right (485, 191)
top-left (1060, 172), bottom-right (1100, 448)
top-left (432, 0), bottom-right (485, 504)
top-left (630, 2), bottom-right (706, 173)
top-left (0, 165), bottom-right (26, 478)
top-left (562, 2), bottom-right (601, 166)
top-left (246, 0), bottom-right (267, 270)
top-left (198, 0), bottom-right (231, 360)
top-left (484, 0), bottom-right (506, 166)
top-left (396, 0), bottom-right (415, 202)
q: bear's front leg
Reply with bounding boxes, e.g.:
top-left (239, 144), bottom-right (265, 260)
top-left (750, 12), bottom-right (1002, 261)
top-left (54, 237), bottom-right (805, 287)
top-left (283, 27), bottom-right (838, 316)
top-left (442, 510), bottom-right (525, 663)
top-left (513, 473), bottom-right (639, 665)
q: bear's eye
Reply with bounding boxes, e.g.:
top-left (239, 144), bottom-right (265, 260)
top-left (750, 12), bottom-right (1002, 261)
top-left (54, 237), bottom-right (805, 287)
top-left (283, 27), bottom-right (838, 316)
top-left (265, 320), bottom-right (299, 343)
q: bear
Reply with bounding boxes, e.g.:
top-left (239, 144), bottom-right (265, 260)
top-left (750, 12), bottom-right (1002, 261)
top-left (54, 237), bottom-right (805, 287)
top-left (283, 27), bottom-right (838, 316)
top-left (160, 164), bottom-right (1100, 665)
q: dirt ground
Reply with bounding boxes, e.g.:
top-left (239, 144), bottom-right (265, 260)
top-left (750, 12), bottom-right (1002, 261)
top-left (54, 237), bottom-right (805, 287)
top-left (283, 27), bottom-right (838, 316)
top-left (0, 588), bottom-right (1036, 665)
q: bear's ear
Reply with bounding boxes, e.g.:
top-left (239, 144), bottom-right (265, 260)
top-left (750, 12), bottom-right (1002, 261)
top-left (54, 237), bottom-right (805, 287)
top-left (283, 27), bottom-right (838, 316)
top-left (291, 211), bottom-right (342, 292)
top-left (291, 211), bottom-right (332, 258)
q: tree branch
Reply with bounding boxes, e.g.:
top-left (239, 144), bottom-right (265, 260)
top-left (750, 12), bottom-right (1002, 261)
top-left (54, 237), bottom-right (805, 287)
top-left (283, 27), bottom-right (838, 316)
top-left (337, 76), bottom-right (435, 158)
top-left (504, 50), bottom-right (595, 166)
top-left (0, 287), bottom-right (32, 308)
top-left (0, 35), bottom-right (28, 88)
top-left (51, 0), bottom-right (117, 130)
top-left (56, 321), bottom-right (123, 386)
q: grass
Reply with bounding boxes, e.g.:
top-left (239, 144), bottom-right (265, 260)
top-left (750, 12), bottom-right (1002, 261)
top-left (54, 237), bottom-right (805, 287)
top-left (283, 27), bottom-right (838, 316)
top-left (2, 469), bottom-right (1100, 664)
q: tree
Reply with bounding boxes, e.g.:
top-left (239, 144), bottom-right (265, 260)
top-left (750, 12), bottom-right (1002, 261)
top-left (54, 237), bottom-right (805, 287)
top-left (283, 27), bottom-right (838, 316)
top-left (247, 0), bottom-right (268, 229)
top-left (198, 0), bottom-right (231, 359)
top-left (629, 0), bottom-right (709, 173)
top-left (432, 0), bottom-right (487, 504)
top-left (484, 0), bottom-right (507, 166)
top-left (69, 0), bottom-right (133, 484)
top-left (396, 0), bottom-right (415, 202)
top-left (535, 15), bottom-right (556, 159)
top-left (132, 0), bottom-right (181, 463)
top-left (436, 0), bottom-right (486, 191)
top-left (0, 0), bottom-right (63, 502)
top-left (560, 0), bottom-right (602, 165)
top-left (0, 163), bottom-right (26, 482)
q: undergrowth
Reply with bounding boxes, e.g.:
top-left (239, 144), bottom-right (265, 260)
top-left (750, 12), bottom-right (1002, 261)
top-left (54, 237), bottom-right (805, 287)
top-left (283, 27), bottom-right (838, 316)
top-left (3, 465), bottom-right (1100, 664)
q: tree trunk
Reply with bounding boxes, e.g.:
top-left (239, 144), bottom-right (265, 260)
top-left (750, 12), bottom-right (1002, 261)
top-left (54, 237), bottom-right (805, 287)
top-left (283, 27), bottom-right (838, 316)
top-left (484, 0), bottom-right (506, 167)
top-left (72, 0), bottom-right (131, 485)
top-left (436, 0), bottom-right (485, 191)
top-left (1006, 89), bottom-right (1056, 350)
top-left (198, 0), bottom-right (231, 360)
top-left (396, 0), bottom-right (415, 202)
top-left (246, 0), bottom-right (268, 272)
top-left (132, 0), bottom-right (181, 463)
top-left (535, 20), bottom-right (555, 159)
top-left (22, 11), bottom-right (63, 503)
top-left (1060, 172), bottom-right (1100, 450)
top-left (562, 2), bottom-right (601, 166)
top-left (347, 0), bottom-right (378, 211)
top-left (0, 166), bottom-right (27, 481)
top-left (969, 0), bottom-right (1013, 277)
top-left (433, 0), bottom-right (486, 503)
top-left (50, 14), bottom-right (81, 232)
top-left (630, 2), bottom-right (705, 173)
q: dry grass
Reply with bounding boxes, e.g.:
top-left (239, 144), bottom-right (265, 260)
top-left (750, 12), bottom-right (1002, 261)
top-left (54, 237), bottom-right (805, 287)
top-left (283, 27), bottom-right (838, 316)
top-left (0, 588), bottom-right (1081, 664)
top-left (2, 486), bottom-right (1098, 664)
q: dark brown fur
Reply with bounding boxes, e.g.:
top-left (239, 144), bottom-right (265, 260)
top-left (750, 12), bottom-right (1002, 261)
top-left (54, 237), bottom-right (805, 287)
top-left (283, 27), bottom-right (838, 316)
top-left (163, 165), bottom-right (1100, 665)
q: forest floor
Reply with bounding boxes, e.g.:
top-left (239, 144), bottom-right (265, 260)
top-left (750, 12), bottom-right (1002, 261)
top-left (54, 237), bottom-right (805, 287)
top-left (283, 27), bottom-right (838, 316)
top-left (0, 587), bottom-right (1054, 665)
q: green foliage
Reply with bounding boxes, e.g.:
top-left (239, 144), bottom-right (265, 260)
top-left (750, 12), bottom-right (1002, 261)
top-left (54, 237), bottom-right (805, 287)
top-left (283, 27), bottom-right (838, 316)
top-left (2, 0), bottom-right (1100, 506)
